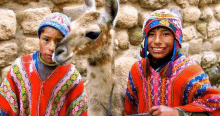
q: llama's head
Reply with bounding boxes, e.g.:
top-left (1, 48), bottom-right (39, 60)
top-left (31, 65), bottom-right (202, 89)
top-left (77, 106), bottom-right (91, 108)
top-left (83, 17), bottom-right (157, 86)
top-left (53, 0), bottom-right (119, 65)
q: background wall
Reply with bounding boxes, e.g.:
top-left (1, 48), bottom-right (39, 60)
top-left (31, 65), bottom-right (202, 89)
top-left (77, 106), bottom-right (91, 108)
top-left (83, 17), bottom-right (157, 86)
top-left (0, 0), bottom-right (220, 89)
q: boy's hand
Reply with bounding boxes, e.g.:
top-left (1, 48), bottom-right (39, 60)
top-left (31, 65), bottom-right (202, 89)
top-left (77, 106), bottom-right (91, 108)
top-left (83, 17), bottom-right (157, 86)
top-left (149, 105), bottom-right (179, 116)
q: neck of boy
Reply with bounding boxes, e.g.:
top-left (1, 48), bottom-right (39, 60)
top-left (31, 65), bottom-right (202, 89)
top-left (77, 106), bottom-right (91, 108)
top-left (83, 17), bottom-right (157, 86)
top-left (149, 52), bottom-right (173, 70)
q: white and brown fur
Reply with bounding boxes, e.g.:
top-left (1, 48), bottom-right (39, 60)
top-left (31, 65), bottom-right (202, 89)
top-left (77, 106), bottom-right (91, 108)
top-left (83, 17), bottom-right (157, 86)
top-left (53, 0), bottom-right (124, 115)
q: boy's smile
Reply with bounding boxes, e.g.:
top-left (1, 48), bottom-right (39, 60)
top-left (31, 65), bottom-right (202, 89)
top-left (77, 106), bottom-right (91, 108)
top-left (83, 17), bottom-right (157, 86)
top-left (147, 27), bottom-right (174, 63)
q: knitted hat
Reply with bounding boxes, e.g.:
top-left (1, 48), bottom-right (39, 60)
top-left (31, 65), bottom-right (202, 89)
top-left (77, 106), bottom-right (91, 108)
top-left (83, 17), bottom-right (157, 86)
top-left (140, 9), bottom-right (183, 61)
top-left (37, 12), bottom-right (71, 37)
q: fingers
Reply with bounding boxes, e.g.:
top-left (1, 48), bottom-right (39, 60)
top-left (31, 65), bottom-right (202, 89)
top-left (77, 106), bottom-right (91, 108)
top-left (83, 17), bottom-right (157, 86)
top-left (149, 106), bottom-right (162, 116)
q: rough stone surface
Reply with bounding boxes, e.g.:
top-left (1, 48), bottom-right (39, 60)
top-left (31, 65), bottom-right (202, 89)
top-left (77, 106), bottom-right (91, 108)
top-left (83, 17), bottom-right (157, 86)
top-left (188, 0), bottom-right (199, 6)
top-left (188, 39), bottom-right (203, 55)
top-left (128, 27), bottom-right (142, 46)
top-left (181, 43), bottom-right (189, 56)
top-left (212, 37), bottom-right (220, 51)
top-left (63, 4), bottom-right (89, 21)
top-left (20, 7), bottom-right (51, 34)
top-left (0, 41), bottom-right (18, 67)
top-left (201, 51), bottom-right (217, 69)
top-left (95, 0), bottom-right (104, 7)
top-left (138, 10), bottom-right (151, 27)
top-left (52, 0), bottom-right (81, 4)
top-left (202, 41), bottom-right (212, 51)
top-left (207, 21), bottom-right (220, 38)
top-left (183, 7), bottom-right (201, 22)
top-left (24, 37), bottom-right (39, 55)
top-left (0, 66), bottom-right (10, 82)
top-left (199, 0), bottom-right (212, 7)
top-left (0, 9), bottom-right (16, 40)
top-left (115, 29), bottom-right (129, 50)
top-left (0, 0), bottom-right (8, 5)
top-left (189, 55), bottom-right (202, 65)
top-left (182, 26), bottom-right (197, 42)
top-left (199, 6), bottom-right (213, 22)
top-left (175, 0), bottom-right (188, 8)
top-left (116, 5), bottom-right (138, 29)
top-left (139, 0), bottom-right (170, 9)
top-left (214, 5), bottom-right (220, 22)
top-left (196, 22), bottom-right (207, 36)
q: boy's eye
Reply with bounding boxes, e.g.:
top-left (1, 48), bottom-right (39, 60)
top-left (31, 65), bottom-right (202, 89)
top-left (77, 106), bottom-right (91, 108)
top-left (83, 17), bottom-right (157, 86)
top-left (163, 32), bottom-right (171, 36)
top-left (43, 38), bottom-right (49, 41)
top-left (148, 33), bottom-right (155, 36)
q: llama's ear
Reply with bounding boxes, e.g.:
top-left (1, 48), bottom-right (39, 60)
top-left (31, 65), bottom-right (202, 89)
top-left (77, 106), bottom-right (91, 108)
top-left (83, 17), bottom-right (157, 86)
top-left (84, 0), bottom-right (96, 11)
top-left (99, 0), bottom-right (119, 26)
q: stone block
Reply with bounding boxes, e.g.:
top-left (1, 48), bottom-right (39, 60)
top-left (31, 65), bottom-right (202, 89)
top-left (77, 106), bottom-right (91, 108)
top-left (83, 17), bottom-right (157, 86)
top-left (63, 4), bottom-right (92, 21)
top-left (181, 43), bottom-right (189, 56)
top-left (199, 6), bottom-right (213, 22)
top-left (188, 0), bottom-right (199, 6)
top-left (182, 26), bottom-right (196, 42)
top-left (214, 4), bottom-right (220, 22)
top-left (207, 21), bottom-right (220, 38)
top-left (189, 55), bottom-right (201, 65)
top-left (202, 41), bottom-right (212, 51)
top-left (24, 37), bottom-right (39, 54)
top-left (116, 5), bottom-right (138, 29)
top-left (0, 0), bottom-right (8, 4)
top-left (20, 7), bottom-right (51, 34)
top-left (115, 29), bottom-right (129, 50)
top-left (175, 0), bottom-right (188, 8)
top-left (139, 0), bottom-right (170, 9)
top-left (0, 41), bottom-right (18, 67)
top-left (0, 9), bottom-right (16, 40)
top-left (183, 7), bottom-right (201, 22)
top-left (196, 22), bottom-right (207, 36)
top-left (201, 51), bottom-right (217, 69)
top-left (128, 27), bottom-right (142, 46)
top-left (52, 0), bottom-right (81, 4)
top-left (188, 39), bottom-right (203, 55)
top-left (0, 66), bottom-right (10, 83)
top-left (212, 37), bottom-right (220, 51)
top-left (138, 10), bottom-right (151, 27)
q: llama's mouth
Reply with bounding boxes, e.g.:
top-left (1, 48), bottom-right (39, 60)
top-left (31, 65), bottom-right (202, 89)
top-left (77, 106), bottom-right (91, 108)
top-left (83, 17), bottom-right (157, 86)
top-left (52, 52), bottom-right (73, 65)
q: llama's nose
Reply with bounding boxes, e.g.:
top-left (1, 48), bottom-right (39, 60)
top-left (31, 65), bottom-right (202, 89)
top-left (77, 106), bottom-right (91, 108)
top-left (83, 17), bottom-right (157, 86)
top-left (55, 48), bottom-right (65, 56)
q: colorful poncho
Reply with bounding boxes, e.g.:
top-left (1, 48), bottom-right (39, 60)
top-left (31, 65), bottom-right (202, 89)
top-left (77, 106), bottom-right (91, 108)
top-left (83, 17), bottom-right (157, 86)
top-left (124, 55), bottom-right (220, 116)
top-left (0, 52), bottom-right (88, 116)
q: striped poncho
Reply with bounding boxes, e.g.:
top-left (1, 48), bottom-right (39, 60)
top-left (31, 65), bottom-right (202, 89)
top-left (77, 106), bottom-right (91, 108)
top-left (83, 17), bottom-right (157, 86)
top-left (0, 53), bottom-right (88, 116)
top-left (124, 55), bottom-right (220, 115)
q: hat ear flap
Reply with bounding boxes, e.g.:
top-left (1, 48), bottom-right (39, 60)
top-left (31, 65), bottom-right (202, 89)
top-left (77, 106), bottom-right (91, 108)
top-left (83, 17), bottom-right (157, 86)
top-left (140, 36), bottom-right (148, 58)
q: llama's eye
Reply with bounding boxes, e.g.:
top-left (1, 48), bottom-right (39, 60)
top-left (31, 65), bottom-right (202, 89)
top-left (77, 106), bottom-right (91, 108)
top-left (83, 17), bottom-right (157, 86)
top-left (85, 32), bottom-right (100, 40)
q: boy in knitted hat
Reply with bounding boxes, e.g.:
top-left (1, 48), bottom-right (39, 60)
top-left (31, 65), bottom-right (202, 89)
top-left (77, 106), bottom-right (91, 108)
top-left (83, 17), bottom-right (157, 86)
top-left (0, 12), bottom-right (88, 116)
top-left (124, 9), bottom-right (220, 116)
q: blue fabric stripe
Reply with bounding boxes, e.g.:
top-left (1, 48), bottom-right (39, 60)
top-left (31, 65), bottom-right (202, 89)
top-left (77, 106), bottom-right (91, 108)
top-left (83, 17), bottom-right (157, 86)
top-left (194, 83), bottom-right (212, 99)
top-left (183, 73), bottom-right (207, 104)
top-left (0, 110), bottom-right (9, 116)
top-left (127, 72), bottom-right (138, 107)
top-left (32, 51), bottom-right (38, 71)
top-left (128, 72), bottom-right (138, 97)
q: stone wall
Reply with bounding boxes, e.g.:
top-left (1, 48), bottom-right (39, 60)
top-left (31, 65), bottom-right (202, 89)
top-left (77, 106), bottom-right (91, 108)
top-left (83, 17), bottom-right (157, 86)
top-left (0, 0), bottom-right (220, 88)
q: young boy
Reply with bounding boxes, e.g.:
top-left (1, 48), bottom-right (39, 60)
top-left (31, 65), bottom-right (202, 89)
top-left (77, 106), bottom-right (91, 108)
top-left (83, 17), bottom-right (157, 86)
top-left (0, 13), bottom-right (88, 116)
top-left (124, 9), bottom-right (220, 116)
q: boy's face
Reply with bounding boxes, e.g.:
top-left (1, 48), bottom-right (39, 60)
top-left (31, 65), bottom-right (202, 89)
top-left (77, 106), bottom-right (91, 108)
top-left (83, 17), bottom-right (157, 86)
top-left (147, 27), bottom-right (174, 61)
top-left (39, 26), bottom-right (64, 64)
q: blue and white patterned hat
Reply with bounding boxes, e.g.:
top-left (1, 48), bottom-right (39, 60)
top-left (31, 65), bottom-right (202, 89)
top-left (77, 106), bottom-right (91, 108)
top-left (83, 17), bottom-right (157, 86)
top-left (37, 12), bottom-right (71, 37)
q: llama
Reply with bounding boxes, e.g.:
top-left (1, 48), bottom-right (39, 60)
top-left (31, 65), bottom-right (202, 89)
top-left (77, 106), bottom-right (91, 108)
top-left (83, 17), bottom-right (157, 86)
top-left (53, 0), bottom-right (124, 115)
